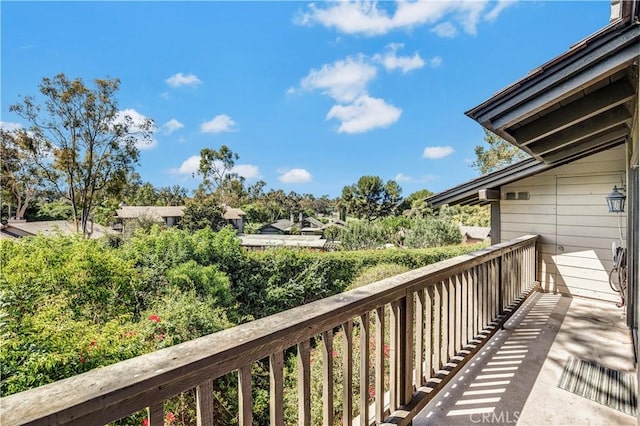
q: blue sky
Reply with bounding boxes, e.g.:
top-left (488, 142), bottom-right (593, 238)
top-left (1, 1), bottom-right (611, 199)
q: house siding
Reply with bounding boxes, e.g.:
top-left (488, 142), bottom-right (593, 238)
top-left (501, 146), bottom-right (627, 302)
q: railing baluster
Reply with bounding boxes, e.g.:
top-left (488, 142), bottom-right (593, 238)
top-left (147, 402), bottom-right (163, 426)
top-left (342, 321), bottom-right (354, 424)
top-left (298, 340), bottom-right (311, 426)
top-left (270, 351), bottom-right (284, 426)
top-left (360, 312), bottom-right (370, 426)
top-left (402, 294), bottom-right (414, 404)
top-left (457, 273), bottom-right (465, 350)
top-left (239, 364), bottom-right (252, 426)
top-left (448, 278), bottom-right (456, 359)
top-left (458, 271), bottom-right (470, 349)
top-left (375, 306), bottom-right (385, 423)
top-left (438, 281), bottom-right (446, 369)
top-left (389, 301), bottom-right (398, 412)
top-left (196, 379), bottom-right (214, 426)
top-left (425, 286), bottom-right (434, 378)
top-left (415, 289), bottom-right (425, 387)
top-left (322, 330), bottom-right (334, 426)
top-left (467, 269), bottom-right (474, 342)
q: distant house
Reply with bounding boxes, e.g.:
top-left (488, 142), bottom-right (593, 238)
top-left (0, 219), bottom-right (108, 239)
top-left (258, 219), bottom-right (293, 235)
top-left (223, 206), bottom-right (246, 234)
top-left (115, 206), bottom-right (185, 228)
top-left (299, 217), bottom-right (325, 235)
top-left (115, 205), bottom-right (246, 233)
top-left (458, 225), bottom-right (491, 244)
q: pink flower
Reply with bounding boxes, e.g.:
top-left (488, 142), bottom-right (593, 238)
top-left (79, 356), bottom-right (86, 364)
top-left (383, 344), bottom-right (390, 357)
top-left (147, 314), bottom-right (161, 323)
top-left (332, 350), bottom-right (338, 358)
top-left (155, 334), bottom-right (165, 341)
top-left (165, 412), bottom-right (176, 424)
top-left (141, 418), bottom-right (149, 426)
top-left (369, 385), bottom-right (375, 398)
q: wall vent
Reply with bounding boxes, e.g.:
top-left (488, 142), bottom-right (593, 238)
top-left (504, 191), bottom-right (530, 200)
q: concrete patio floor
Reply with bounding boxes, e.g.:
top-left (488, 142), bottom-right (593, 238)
top-left (413, 291), bottom-right (636, 426)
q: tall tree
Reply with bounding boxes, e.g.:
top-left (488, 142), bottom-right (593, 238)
top-left (471, 129), bottom-right (528, 174)
top-left (198, 145), bottom-right (239, 205)
top-left (9, 73), bottom-right (154, 235)
top-left (341, 175), bottom-right (403, 221)
top-left (0, 129), bottom-right (47, 220)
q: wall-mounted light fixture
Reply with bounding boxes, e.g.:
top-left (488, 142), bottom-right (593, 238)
top-left (606, 184), bottom-right (626, 213)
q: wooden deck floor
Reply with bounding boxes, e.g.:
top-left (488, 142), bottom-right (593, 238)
top-left (412, 291), bottom-right (636, 426)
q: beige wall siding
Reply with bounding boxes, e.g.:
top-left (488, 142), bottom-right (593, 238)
top-left (501, 146), bottom-right (627, 302)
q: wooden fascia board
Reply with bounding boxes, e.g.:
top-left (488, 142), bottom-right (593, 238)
top-left (470, 25), bottom-right (639, 129)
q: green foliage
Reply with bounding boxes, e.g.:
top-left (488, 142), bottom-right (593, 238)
top-left (166, 261), bottom-right (232, 305)
top-left (338, 220), bottom-right (388, 250)
top-left (404, 218), bottom-right (463, 248)
top-left (34, 199), bottom-right (73, 221)
top-left (347, 263), bottom-right (410, 290)
top-left (180, 196), bottom-right (226, 232)
top-left (341, 176), bottom-right (403, 221)
top-left (9, 73), bottom-right (155, 235)
top-left (471, 129), bottom-right (528, 174)
top-left (439, 204), bottom-right (490, 227)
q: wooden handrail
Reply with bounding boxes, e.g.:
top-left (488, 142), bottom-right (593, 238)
top-left (1, 235), bottom-right (538, 426)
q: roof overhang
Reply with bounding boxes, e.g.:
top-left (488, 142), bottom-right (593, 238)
top-left (466, 12), bottom-right (639, 165)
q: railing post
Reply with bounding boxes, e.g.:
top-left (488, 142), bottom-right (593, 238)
top-left (269, 351), bottom-right (284, 426)
top-left (498, 254), bottom-right (504, 316)
top-left (196, 379), bottom-right (214, 426)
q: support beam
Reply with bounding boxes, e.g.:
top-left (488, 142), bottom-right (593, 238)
top-left (490, 201), bottom-right (500, 245)
top-left (527, 104), bottom-right (632, 156)
top-left (479, 189), bottom-right (501, 201)
top-left (509, 77), bottom-right (635, 145)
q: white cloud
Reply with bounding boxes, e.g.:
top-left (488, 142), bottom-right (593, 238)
top-left (295, 1), bottom-right (493, 37)
top-left (232, 164), bottom-right (261, 180)
top-left (0, 121), bottom-right (23, 131)
top-left (113, 109), bottom-right (157, 150)
top-left (431, 22), bottom-right (457, 38)
top-left (200, 115), bottom-right (238, 133)
top-left (485, 0), bottom-right (515, 23)
top-left (162, 118), bottom-right (184, 135)
top-left (327, 95), bottom-right (401, 134)
top-left (278, 168), bottom-right (313, 184)
top-left (165, 72), bottom-right (202, 88)
top-left (374, 43), bottom-right (425, 73)
top-left (171, 155), bottom-right (201, 175)
top-left (394, 173), bottom-right (412, 182)
top-left (428, 56), bottom-right (443, 68)
top-left (423, 146), bottom-right (454, 159)
top-left (300, 55), bottom-right (377, 103)
top-left (159, 92), bottom-right (170, 100)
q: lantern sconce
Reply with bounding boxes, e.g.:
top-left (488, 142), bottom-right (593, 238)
top-left (606, 184), bottom-right (626, 213)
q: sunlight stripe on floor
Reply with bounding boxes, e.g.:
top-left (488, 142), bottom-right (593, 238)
top-left (476, 373), bottom-right (515, 380)
top-left (455, 397), bottom-right (502, 405)
top-left (482, 367), bottom-right (519, 372)
top-left (463, 388), bottom-right (506, 396)
top-left (446, 407), bottom-right (495, 416)
top-left (487, 360), bottom-right (523, 365)
top-left (469, 380), bottom-right (510, 387)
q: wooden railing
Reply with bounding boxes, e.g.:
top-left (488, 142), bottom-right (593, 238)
top-left (1, 235), bottom-right (538, 426)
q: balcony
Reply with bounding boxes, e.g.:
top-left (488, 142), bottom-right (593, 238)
top-left (2, 234), bottom-right (635, 425)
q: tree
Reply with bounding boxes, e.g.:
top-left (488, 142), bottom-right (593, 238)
top-left (341, 175), bottom-right (403, 221)
top-left (9, 74), bottom-right (154, 235)
top-left (471, 129), bottom-right (528, 174)
top-left (180, 196), bottom-right (226, 232)
top-left (0, 128), bottom-right (47, 220)
top-left (198, 145), bottom-right (239, 205)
